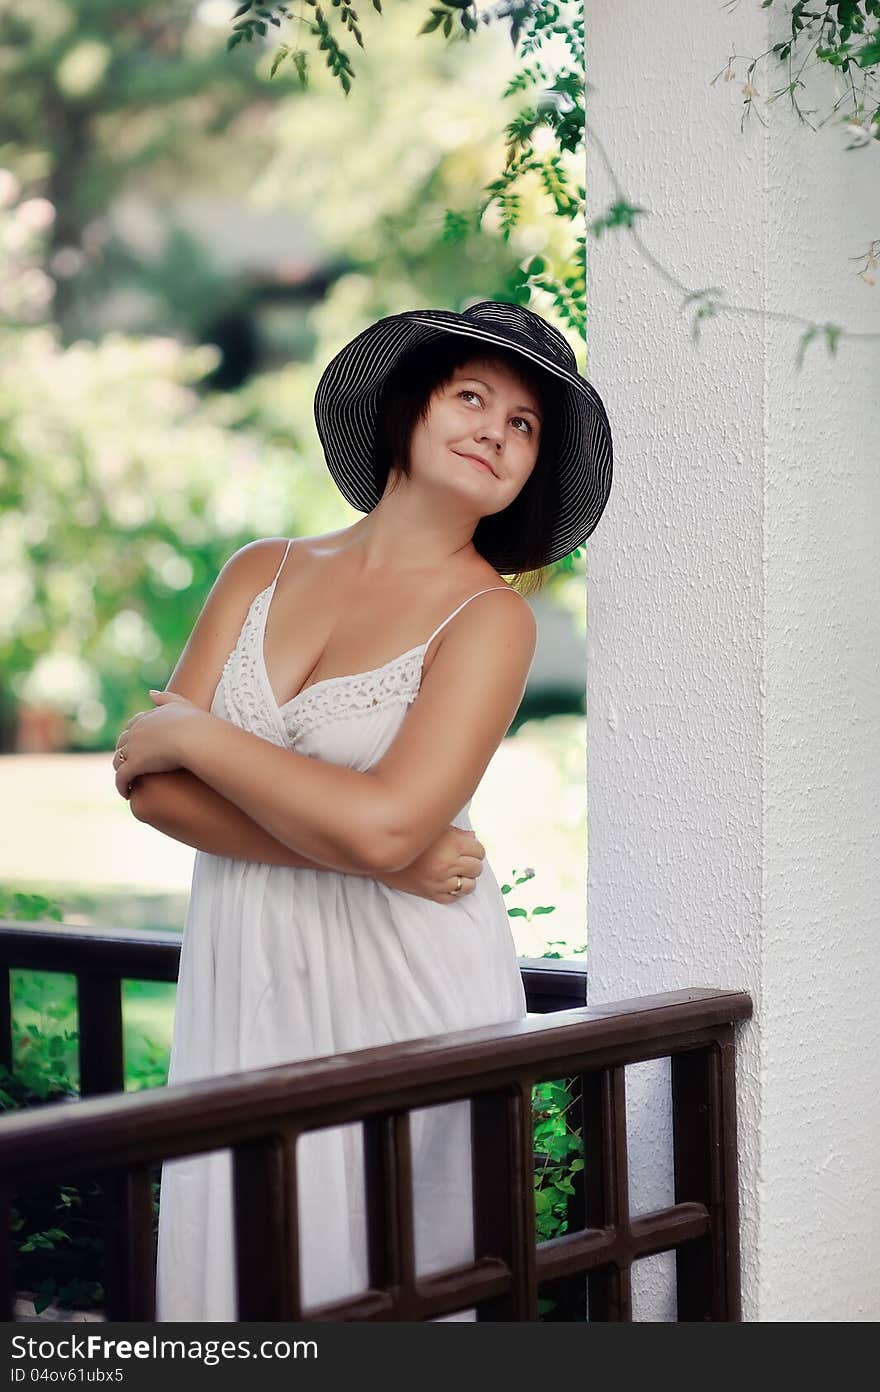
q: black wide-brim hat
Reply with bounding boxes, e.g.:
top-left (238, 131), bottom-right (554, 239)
top-left (313, 299), bottom-right (613, 574)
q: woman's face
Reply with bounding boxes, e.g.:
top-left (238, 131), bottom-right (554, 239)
top-left (406, 355), bottom-right (543, 516)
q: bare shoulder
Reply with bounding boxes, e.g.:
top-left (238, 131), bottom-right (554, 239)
top-left (221, 535), bottom-right (299, 589)
top-left (228, 528), bottom-right (361, 584)
top-left (437, 567), bottom-right (537, 659)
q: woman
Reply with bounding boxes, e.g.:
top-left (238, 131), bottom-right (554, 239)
top-left (112, 300), bottom-right (613, 1321)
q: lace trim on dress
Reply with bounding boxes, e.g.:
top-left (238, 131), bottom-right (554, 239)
top-left (217, 587), bottom-right (289, 748)
top-left (215, 573), bottom-right (523, 746)
top-left (280, 647), bottom-right (425, 741)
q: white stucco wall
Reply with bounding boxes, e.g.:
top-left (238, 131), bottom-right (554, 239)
top-left (586, 2), bottom-right (880, 1320)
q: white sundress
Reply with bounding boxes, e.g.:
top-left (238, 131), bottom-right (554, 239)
top-left (155, 539), bottom-right (529, 1321)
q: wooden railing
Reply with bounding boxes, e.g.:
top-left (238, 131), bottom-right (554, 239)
top-left (0, 920), bottom-right (586, 1094)
top-left (0, 921), bottom-right (752, 1321)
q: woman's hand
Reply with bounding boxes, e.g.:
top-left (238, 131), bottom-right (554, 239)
top-left (112, 689), bottom-right (203, 800)
top-left (379, 825), bottom-right (485, 903)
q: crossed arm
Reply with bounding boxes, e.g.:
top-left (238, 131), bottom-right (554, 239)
top-left (130, 769), bottom-right (376, 875)
top-left (126, 540), bottom-right (536, 875)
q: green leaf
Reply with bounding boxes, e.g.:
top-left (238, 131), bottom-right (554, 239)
top-left (270, 44), bottom-right (290, 78)
top-left (856, 38), bottom-right (880, 65)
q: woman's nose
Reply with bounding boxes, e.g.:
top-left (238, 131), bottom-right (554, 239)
top-left (477, 418), bottom-right (504, 445)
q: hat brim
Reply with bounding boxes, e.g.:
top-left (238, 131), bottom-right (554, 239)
top-left (314, 310), bottom-right (613, 573)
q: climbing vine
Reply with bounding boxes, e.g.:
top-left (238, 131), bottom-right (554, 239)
top-left (226, 1), bottom-right (879, 362)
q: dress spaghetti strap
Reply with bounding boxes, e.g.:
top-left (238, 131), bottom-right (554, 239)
top-left (269, 538), bottom-right (293, 591)
top-left (424, 586), bottom-right (521, 651)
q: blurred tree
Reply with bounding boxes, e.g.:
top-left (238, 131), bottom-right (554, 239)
top-left (0, 0), bottom-right (304, 337)
top-left (0, 173), bottom-right (343, 751)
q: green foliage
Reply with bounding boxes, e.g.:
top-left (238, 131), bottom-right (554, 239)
top-left (0, 888), bottom-right (102, 1315)
top-left (500, 865), bottom-right (556, 925)
top-left (242, 0), bottom-right (588, 337)
top-left (0, 179), bottom-right (337, 750)
top-left (0, 888), bottom-right (167, 1313)
top-left (419, 3), bottom-right (482, 40)
top-left (532, 1074), bottom-right (584, 1241)
top-left (722, 1), bottom-right (880, 144)
top-left (244, 0), bottom-right (878, 353)
top-left (761, 0), bottom-right (880, 94)
top-left (0, 317), bottom-right (299, 747)
top-left (0, 889), bottom-right (63, 925)
top-left (1, 1064), bottom-right (106, 1315)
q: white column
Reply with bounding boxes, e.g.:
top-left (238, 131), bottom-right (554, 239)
top-left (586, 1), bottom-right (880, 1320)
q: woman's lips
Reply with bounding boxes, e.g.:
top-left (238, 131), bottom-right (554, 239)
top-left (455, 450), bottom-right (495, 475)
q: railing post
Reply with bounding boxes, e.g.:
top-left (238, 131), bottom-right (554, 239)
top-left (582, 1066), bottom-right (632, 1320)
top-left (671, 1027), bottom-right (742, 1320)
top-left (102, 1166), bottom-right (156, 1320)
top-left (77, 974), bottom-right (124, 1096)
top-left (234, 1132), bottom-right (301, 1320)
top-left (472, 1083), bottom-right (538, 1320)
top-left (363, 1112), bottom-right (416, 1314)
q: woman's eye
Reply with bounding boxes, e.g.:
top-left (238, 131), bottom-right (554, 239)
top-left (459, 390), bottom-right (532, 434)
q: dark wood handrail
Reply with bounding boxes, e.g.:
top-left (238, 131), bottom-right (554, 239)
top-left (0, 920), bottom-right (184, 981)
top-left (0, 987), bottom-right (750, 1176)
top-left (0, 919), bottom-right (587, 1094)
top-left (0, 919), bottom-right (585, 1005)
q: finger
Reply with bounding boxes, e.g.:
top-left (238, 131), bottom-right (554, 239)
top-left (448, 876), bottom-right (475, 898)
top-left (458, 854), bottom-right (484, 874)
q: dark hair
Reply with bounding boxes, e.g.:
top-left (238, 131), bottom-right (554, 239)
top-left (368, 335), bottom-right (565, 596)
